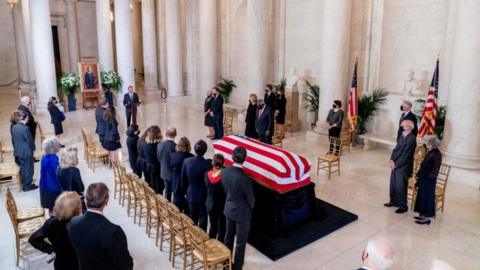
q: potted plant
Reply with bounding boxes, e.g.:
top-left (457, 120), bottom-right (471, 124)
top-left (58, 73), bottom-right (80, 111)
top-left (217, 78), bottom-right (237, 103)
top-left (356, 88), bottom-right (388, 136)
top-left (274, 78), bottom-right (287, 92)
top-left (101, 71), bottom-right (123, 106)
top-left (302, 81), bottom-right (319, 128)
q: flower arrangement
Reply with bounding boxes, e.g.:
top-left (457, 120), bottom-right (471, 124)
top-left (58, 73), bottom-right (80, 95)
top-left (101, 71), bottom-right (123, 92)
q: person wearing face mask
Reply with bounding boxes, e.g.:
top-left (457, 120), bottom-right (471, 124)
top-left (255, 99), bottom-right (273, 144)
top-left (397, 100), bottom-right (418, 140)
top-left (325, 100), bottom-right (344, 153)
top-left (413, 135), bottom-right (442, 225)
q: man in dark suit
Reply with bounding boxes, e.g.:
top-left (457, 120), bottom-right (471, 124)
top-left (123, 86), bottom-right (140, 127)
top-left (18, 96), bottom-right (37, 141)
top-left (12, 110), bottom-right (37, 191)
top-left (222, 146), bottom-right (255, 270)
top-left (358, 239), bottom-right (394, 270)
top-left (264, 84), bottom-right (276, 142)
top-left (385, 119), bottom-right (417, 213)
top-left (255, 99), bottom-right (272, 144)
top-left (68, 182), bottom-right (133, 270)
top-left (95, 95), bottom-right (108, 143)
top-left (209, 87), bottom-right (224, 140)
top-left (181, 140), bottom-right (212, 230)
top-left (397, 100), bottom-right (418, 139)
top-left (157, 127), bottom-right (177, 201)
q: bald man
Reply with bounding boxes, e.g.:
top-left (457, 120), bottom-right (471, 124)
top-left (18, 96), bottom-right (37, 141)
top-left (359, 239), bottom-right (394, 270)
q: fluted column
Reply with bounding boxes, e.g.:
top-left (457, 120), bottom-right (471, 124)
top-left (317, 0), bottom-right (352, 126)
top-left (114, 0), bottom-right (135, 95)
top-left (165, 0), bottom-right (184, 96)
top-left (12, 3), bottom-right (30, 85)
top-left (65, 0), bottom-right (80, 72)
top-left (199, 0), bottom-right (217, 100)
top-left (441, 0), bottom-right (480, 169)
top-left (29, 0), bottom-right (57, 110)
top-left (96, 0), bottom-right (114, 71)
top-left (247, 0), bottom-right (269, 97)
top-left (21, 0), bottom-right (35, 83)
top-left (157, 0), bottom-right (168, 89)
top-left (142, 0), bottom-right (159, 91)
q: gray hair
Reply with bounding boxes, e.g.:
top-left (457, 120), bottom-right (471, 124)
top-left (60, 147), bottom-right (79, 168)
top-left (42, 137), bottom-right (61, 155)
top-left (430, 259), bottom-right (455, 270)
top-left (365, 239), bottom-right (394, 270)
top-left (402, 100), bottom-right (413, 109)
top-left (423, 135), bottom-right (440, 149)
top-left (21, 96), bottom-right (30, 103)
top-left (401, 119), bottom-right (415, 130)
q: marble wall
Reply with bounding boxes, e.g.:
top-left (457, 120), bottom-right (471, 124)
top-left (0, 6), bottom-right (18, 83)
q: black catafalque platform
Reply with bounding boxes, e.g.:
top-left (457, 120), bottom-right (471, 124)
top-left (248, 181), bottom-right (358, 261)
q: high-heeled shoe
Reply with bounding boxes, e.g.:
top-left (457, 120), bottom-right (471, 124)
top-left (415, 219), bottom-right (431, 225)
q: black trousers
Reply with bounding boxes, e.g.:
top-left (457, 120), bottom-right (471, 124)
top-left (173, 193), bottom-right (189, 215)
top-left (15, 156), bottom-right (34, 190)
top-left (328, 127), bottom-right (341, 153)
top-left (126, 110), bottom-right (132, 127)
top-left (189, 202), bottom-right (207, 231)
top-left (224, 216), bottom-right (251, 270)
top-left (208, 209), bottom-right (226, 241)
top-left (213, 115), bottom-right (224, 139)
top-left (258, 131), bottom-right (270, 144)
top-left (163, 178), bottom-right (172, 202)
top-left (147, 165), bottom-right (164, 194)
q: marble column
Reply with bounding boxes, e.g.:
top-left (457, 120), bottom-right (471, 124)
top-left (65, 0), bottom-right (80, 73)
top-left (132, 2), bottom-right (143, 80)
top-left (114, 0), bottom-right (135, 95)
top-left (142, 0), bottom-right (159, 91)
top-left (317, 0), bottom-right (352, 127)
top-left (157, 0), bottom-right (168, 89)
top-left (441, 0), bottom-right (480, 169)
top-left (96, 0), bottom-right (114, 71)
top-left (12, 3), bottom-right (30, 86)
top-left (21, 0), bottom-right (35, 84)
top-left (247, 0), bottom-right (269, 97)
top-left (199, 0), bottom-right (217, 100)
top-left (165, 0), bottom-right (184, 96)
top-left (29, 0), bottom-right (57, 110)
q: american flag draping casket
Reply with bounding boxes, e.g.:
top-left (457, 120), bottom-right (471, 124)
top-left (213, 135), bottom-right (311, 193)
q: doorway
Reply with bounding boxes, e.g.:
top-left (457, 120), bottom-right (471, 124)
top-left (51, 26), bottom-right (62, 78)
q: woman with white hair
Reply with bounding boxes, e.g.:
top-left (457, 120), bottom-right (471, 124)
top-left (39, 137), bottom-right (62, 215)
top-left (414, 135), bottom-right (442, 225)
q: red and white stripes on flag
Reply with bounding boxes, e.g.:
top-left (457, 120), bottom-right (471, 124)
top-left (348, 59), bottom-right (358, 130)
top-left (418, 59), bottom-right (439, 137)
top-left (213, 135), bottom-right (311, 193)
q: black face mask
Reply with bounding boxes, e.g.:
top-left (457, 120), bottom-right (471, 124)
top-left (400, 105), bottom-right (404, 111)
top-left (333, 105), bottom-right (337, 109)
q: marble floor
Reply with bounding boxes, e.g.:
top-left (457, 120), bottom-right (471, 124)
top-left (1, 86), bottom-right (479, 270)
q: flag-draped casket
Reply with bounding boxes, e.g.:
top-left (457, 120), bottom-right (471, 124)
top-left (213, 135), bottom-right (312, 193)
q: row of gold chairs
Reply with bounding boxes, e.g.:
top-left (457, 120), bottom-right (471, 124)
top-left (80, 128), bottom-right (109, 172)
top-left (5, 188), bottom-right (45, 266)
top-left (112, 162), bottom-right (232, 270)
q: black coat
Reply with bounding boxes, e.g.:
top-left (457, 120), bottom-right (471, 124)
top-left (264, 92), bottom-right (276, 111)
top-left (126, 135), bottom-right (139, 172)
top-left (275, 95), bottom-right (287, 124)
top-left (204, 169), bottom-right (226, 214)
top-left (255, 106), bottom-right (273, 135)
top-left (414, 149), bottom-right (442, 217)
top-left (210, 95), bottom-right (224, 117)
top-left (103, 118), bottom-right (120, 142)
top-left (18, 104), bottom-right (37, 139)
top-left (123, 93), bottom-right (140, 112)
top-left (136, 141), bottom-right (147, 172)
top-left (170, 152), bottom-right (194, 196)
top-left (58, 167), bottom-right (84, 195)
top-left (221, 166), bottom-right (255, 223)
top-left (204, 95), bottom-right (214, 127)
top-left (95, 107), bottom-right (106, 137)
top-left (29, 217), bottom-right (79, 270)
top-left (157, 140), bottom-right (176, 181)
top-left (68, 211), bottom-right (133, 270)
top-left (48, 105), bottom-right (64, 125)
top-left (105, 90), bottom-right (114, 107)
top-left (181, 156), bottom-right (212, 204)
top-left (397, 111), bottom-right (418, 139)
top-left (245, 103), bottom-right (258, 138)
top-left (144, 142), bottom-right (160, 169)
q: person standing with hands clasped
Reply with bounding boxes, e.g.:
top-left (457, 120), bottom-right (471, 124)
top-left (123, 86), bottom-right (140, 127)
top-left (325, 100), bottom-right (344, 153)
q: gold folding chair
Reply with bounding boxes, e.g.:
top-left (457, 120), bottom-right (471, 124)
top-left (81, 128), bottom-right (109, 172)
top-left (223, 110), bottom-right (234, 136)
top-left (169, 206), bottom-right (194, 269)
top-left (435, 164), bottom-right (451, 213)
top-left (340, 125), bottom-right (352, 153)
top-left (156, 194), bottom-right (174, 251)
top-left (0, 141), bottom-right (14, 163)
top-left (6, 188), bottom-right (45, 222)
top-left (316, 137), bottom-right (343, 180)
top-left (188, 224), bottom-right (232, 270)
top-left (141, 181), bottom-right (159, 235)
top-left (0, 162), bottom-right (22, 190)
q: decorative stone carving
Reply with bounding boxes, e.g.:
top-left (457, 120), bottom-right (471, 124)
top-left (285, 68), bottom-right (301, 132)
top-left (402, 69), bottom-right (425, 97)
top-left (286, 68), bottom-right (300, 91)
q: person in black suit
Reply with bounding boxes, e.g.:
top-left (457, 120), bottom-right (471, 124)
top-left (157, 127), bottom-right (177, 201)
top-left (47, 97), bottom-right (65, 139)
top-left (29, 192), bottom-right (83, 270)
top-left (413, 135), bottom-right (442, 225)
top-left (126, 125), bottom-right (141, 178)
top-left (384, 120), bottom-right (417, 214)
top-left (359, 239), bottom-right (394, 270)
top-left (95, 96), bottom-right (108, 144)
top-left (222, 146), bottom-right (254, 270)
top-left (104, 89), bottom-right (114, 107)
top-left (209, 87), bottom-right (224, 140)
top-left (204, 90), bottom-right (215, 138)
top-left (204, 154), bottom-right (226, 241)
top-left (181, 140), bottom-right (212, 230)
top-left (397, 100), bottom-right (418, 140)
top-left (136, 127), bottom-right (150, 182)
top-left (255, 99), bottom-right (273, 144)
top-left (144, 126), bottom-right (163, 193)
top-left (264, 84), bottom-right (276, 142)
top-left (123, 86), bottom-right (140, 128)
top-left (170, 137), bottom-right (194, 213)
top-left (244, 94), bottom-right (258, 139)
top-left (18, 96), bottom-right (37, 141)
top-left (102, 106), bottom-right (121, 162)
top-left (68, 182), bottom-right (133, 270)
top-left (275, 88), bottom-right (287, 138)
top-left (11, 110), bottom-right (37, 191)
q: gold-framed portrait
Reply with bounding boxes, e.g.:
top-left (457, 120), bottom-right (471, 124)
top-left (79, 59), bottom-right (101, 91)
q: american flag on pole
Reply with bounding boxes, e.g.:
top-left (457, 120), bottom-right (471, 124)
top-left (348, 58), bottom-right (358, 130)
top-left (213, 135), bottom-right (311, 193)
top-left (418, 59), bottom-right (439, 137)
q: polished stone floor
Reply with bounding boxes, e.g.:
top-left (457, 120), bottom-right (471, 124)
top-left (1, 87), bottom-right (479, 270)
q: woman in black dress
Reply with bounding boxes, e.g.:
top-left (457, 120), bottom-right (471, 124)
top-left (29, 192), bottom-right (82, 270)
top-left (143, 125), bottom-right (163, 194)
top-left (204, 90), bottom-right (215, 138)
top-left (47, 97), bottom-right (65, 139)
top-left (126, 124), bottom-right (141, 178)
top-left (102, 106), bottom-right (121, 162)
top-left (204, 153), bottom-right (226, 241)
top-left (275, 88), bottom-right (287, 138)
top-left (244, 94), bottom-right (258, 139)
top-left (137, 127), bottom-right (150, 182)
top-left (414, 135), bottom-right (442, 225)
top-left (95, 95), bottom-right (108, 144)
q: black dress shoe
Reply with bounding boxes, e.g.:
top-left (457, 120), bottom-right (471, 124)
top-left (414, 216), bottom-right (424, 220)
top-left (34, 158), bottom-right (40, 163)
top-left (415, 219), bottom-right (431, 225)
top-left (23, 184), bottom-right (38, 192)
top-left (384, 202), bottom-right (396, 207)
top-left (395, 208), bottom-right (408, 214)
